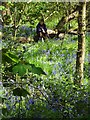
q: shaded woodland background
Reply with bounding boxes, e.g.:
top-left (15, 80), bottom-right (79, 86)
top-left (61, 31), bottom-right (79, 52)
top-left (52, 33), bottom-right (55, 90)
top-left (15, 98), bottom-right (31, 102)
top-left (0, 1), bottom-right (90, 120)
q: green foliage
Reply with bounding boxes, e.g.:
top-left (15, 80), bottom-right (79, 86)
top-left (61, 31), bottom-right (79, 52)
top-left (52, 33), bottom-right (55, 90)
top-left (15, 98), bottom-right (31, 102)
top-left (1, 35), bottom-right (89, 119)
top-left (0, 5), bottom-right (6, 11)
top-left (12, 63), bottom-right (27, 76)
top-left (2, 49), bottom-right (19, 63)
top-left (1, 2), bottom-right (89, 119)
top-left (12, 62), bottom-right (46, 76)
top-left (13, 87), bottom-right (30, 97)
top-left (28, 64), bottom-right (47, 75)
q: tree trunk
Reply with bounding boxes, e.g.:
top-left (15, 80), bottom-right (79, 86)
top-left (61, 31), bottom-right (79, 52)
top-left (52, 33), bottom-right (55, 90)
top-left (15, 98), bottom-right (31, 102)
top-left (87, 1), bottom-right (90, 32)
top-left (55, 5), bottom-right (79, 31)
top-left (87, 32), bottom-right (90, 78)
top-left (75, 1), bottom-right (86, 85)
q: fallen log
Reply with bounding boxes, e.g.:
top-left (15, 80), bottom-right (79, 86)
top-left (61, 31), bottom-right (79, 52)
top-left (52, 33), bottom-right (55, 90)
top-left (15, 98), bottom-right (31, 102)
top-left (47, 29), bottom-right (56, 34)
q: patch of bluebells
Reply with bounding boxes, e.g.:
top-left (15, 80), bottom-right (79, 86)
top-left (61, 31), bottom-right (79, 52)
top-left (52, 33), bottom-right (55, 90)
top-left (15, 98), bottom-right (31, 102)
top-left (58, 62), bottom-right (62, 67)
top-left (20, 26), bottom-right (32, 31)
top-left (47, 95), bottom-right (65, 113)
top-left (26, 103), bottom-right (30, 110)
top-left (12, 105), bottom-right (16, 111)
top-left (8, 95), bottom-right (12, 100)
top-left (72, 53), bottom-right (76, 59)
top-left (61, 54), bottom-right (64, 57)
top-left (14, 96), bottom-right (21, 103)
top-left (0, 81), bottom-right (3, 86)
top-left (6, 103), bottom-right (11, 111)
top-left (46, 50), bottom-right (50, 56)
top-left (25, 98), bottom-right (34, 110)
top-left (0, 24), bottom-right (3, 30)
top-left (42, 50), bottom-right (46, 54)
top-left (28, 98), bottom-right (34, 105)
top-left (18, 26), bottom-right (32, 37)
top-left (2, 37), bottom-right (88, 119)
top-left (41, 49), bottom-right (51, 56)
top-left (15, 96), bottom-right (19, 101)
top-left (5, 91), bottom-right (9, 97)
top-left (52, 70), bottom-right (56, 75)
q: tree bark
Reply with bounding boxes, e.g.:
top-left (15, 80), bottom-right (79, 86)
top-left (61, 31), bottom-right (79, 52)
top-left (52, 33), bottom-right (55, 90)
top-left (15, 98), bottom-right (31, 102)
top-left (75, 1), bottom-right (86, 85)
top-left (55, 5), bottom-right (79, 31)
top-left (86, 1), bottom-right (90, 32)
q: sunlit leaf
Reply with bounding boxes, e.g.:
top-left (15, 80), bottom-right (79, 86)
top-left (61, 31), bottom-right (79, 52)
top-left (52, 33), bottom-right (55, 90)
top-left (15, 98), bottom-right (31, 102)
top-left (25, 63), bottom-right (46, 75)
top-left (2, 52), bottom-right (19, 63)
top-left (0, 6), bottom-right (6, 11)
top-left (7, 52), bottom-right (19, 63)
top-left (12, 63), bottom-right (26, 76)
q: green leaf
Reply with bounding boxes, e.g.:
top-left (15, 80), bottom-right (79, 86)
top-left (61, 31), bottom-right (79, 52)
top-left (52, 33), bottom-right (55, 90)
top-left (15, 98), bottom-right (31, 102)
top-left (12, 62), bottom-right (46, 76)
top-left (12, 63), bottom-right (26, 76)
top-left (2, 52), bottom-right (19, 63)
top-left (0, 6), bottom-right (6, 11)
top-left (2, 53), bottom-right (13, 63)
top-left (23, 62), bottom-right (46, 75)
top-left (7, 52), bottom-right (19, 63)
top-left (31, 66), bottom-right (46, 75)
top-left (27, 63), bottom-right (46, 75)
top-left (2, 49), bottom-right (19, 63)
top-left (13, 87), bottom-right (30, 97)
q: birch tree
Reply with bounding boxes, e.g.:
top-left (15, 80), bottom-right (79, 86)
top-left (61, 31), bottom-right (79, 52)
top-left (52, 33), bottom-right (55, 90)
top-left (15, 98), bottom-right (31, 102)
top-left (75, 1), bottom-right (86, 85)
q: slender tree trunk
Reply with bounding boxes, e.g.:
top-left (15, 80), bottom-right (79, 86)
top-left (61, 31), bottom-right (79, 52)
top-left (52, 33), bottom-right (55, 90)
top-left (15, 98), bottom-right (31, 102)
top-left (87, 1), bottom-right (90, 32)
top-left (75, 1), bottom-right (86, 85)
top-left (13, 6), bottom-right (17, 39)
top-left (55, 5), bottom-right (79, 31)
top-left (87, 32), bottom-right (90, 81)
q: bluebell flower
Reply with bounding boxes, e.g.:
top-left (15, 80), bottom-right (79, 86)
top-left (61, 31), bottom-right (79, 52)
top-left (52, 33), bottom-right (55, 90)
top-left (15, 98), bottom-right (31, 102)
top-left (61, 54), bottom-right (64, 57)
top-left (21, 26), bottom-right (26, 30)
top-left (72, 40), bottom-right (75, 43)
top-left (52, 108), bottom-right (56, 112)
top-left (42, 50), bottom-right (46, 53)
top-left (6, 103), bottom-right (10, 110)
top-left (12, 105), bottom-right (16, 110)
top-left (0, 25), bottom-right (3, 30)
top-left (8, 96), bottom-right (12, 100)
top-left (15, 96), bottom-right (18, 100)
top-left (60, 106), bottom-right (63, 111)
top-left (52, 70), bottom-right (56, 75)
top-left (68, 107), bottom-right (72, 111)
top-left (17, 99), bottom-right (21, 103)
top-left (54, 64), bottom-right (56, 68)
top-left (72, 53), bottom-right (76, 58)
top-left (58, 62), bottom-right (61, 66)
top-left (46, 50), bottom-right (50, 55)
top-left (38, 85), bottom-right (40, 89)
top-left (5, 92), bottom-right (8, 97)
top-left (0, 82), bottom-right (2, 85)
top-left (26, 104), bottom-right (30, 110)
top-left (28, 98), bottom-right (34, 105)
